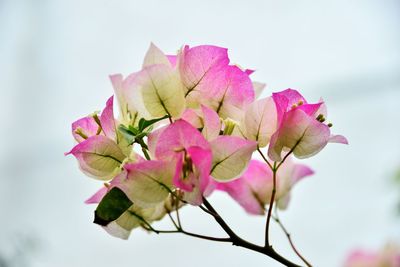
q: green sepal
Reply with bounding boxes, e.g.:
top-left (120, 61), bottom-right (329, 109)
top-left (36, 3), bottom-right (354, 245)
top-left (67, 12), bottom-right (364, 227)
top-left (138, 115), bottom-right (169, 132)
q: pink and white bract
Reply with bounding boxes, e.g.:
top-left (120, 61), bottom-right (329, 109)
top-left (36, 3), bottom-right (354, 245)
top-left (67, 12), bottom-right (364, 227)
top-left (66, 43), bottom-right (347, 241)
top-left (344, 243), bottom-right (400, 267)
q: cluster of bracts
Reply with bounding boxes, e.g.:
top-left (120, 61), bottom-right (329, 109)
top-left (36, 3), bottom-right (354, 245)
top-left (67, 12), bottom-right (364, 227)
top-left (66, 44), bottom-right (347, 239)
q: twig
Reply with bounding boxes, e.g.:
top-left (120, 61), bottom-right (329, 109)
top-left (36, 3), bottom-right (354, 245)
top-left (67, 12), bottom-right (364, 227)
top-left (257, 148), bottom-right (273, 170)
top-left (202, 197), bottom-right (302, 267)
top-left (272, 211), bottom-right (312, 267)
top-left (265, 162), bottom-right (277, 246)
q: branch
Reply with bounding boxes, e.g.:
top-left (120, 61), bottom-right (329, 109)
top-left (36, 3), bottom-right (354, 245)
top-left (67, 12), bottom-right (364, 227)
top-left (264, 144), bottom-right (298, 246)
top-left (265, 162), bottom-right (277, 247)
top-left (273, 211), bottom-right (312, 267)
top-left (202, 197), bottom-right (302, 267)
top-left (258, 148), bottom-right (273, 170)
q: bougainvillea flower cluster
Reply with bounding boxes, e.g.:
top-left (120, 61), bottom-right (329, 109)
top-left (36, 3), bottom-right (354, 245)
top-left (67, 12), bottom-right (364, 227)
top-left (344, 243), bottom-right (400, 267)
top-left (66, 43), bottom-right (347, 240)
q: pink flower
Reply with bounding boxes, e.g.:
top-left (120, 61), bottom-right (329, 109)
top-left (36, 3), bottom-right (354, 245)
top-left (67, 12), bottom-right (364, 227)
top-left (344, 243), bottom-right (400, 267)
top-left (66, 96), bottom-right (130, 180)
top-left (71, 96), bottom-right (117, 143)
top-left (242, 96), bottom-right (278, 148)
top-left (268, 88), bottom-right (348, 161)
top-left (181, 105), bottom-right (222, 141)
top-left (148, 119), bottom-right (213, 205)
top-left (178, 45), bottom-right (229, 98)
top-left (178, 45), bottom-right (255, 120)
top-left (217, 158), bottom-right (313, 215)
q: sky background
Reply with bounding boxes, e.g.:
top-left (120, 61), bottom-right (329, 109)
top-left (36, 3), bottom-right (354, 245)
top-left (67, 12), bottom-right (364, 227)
top-left (0, 0), bottom-right (399, 266)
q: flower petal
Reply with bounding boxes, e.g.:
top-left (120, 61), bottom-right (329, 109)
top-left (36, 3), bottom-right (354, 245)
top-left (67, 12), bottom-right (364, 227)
top-left (201, 105), bottom-right (221, 141)
top-left (142, 43), bottom-right (171, 67)
top-left (127, 64), bottom-right (185, 119)
top-left (71, 116), bottom-right (100, 143)
top-left (110, 73), bottom-right (140, 126)
top-left (85, 186), bottom-right (109, 204)
top-left (100, 96), bottom-right (117, 141)
top-left (154, 119), bottom-right (210, 160)
top-left (195, 65), bottom-right (255, 119)
top-left (216, 160), bottom-right (272, 215)
top-left (166, 55), bottom-right (177, 67)
top-left (268, 108), bottom-right (331, 161)
top-left (179, 45), bottom-right (229, 96)
top-left (243, 97), bottom-right (278, 147)
top-left (66, 135), bottom-right (126, 180)
top-left (210, 136), bottom-right (257, 181)
top-left (253, 81), bottom-right (266, 99)
top-left (329, 134), bottom-right (349, 144)
top-left (120, 160), bottom-right (174, 207)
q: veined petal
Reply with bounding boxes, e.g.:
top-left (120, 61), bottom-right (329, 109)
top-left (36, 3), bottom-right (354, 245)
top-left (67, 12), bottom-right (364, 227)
top-left (181, 106), bottom-right (221, 141)
top-left (292, 163), bottom-right (314, 184)
top-left (210, 136), bottom-right (257, 181)
top-left (66, 135), bottom-right (126, 180)
top-left (104, 202), bottom-right (166, 240)
top-left (128, 64), bottom-right (185, 119)
top-left (274, 158), bottom-right (314, 209)
top-left (121, 160), bottom-right (174, 207)
top-left (71, 116), bottom-right (100, 143)
top-left (217, 179), bottom-right (264, 215)
top-left (196, 65), bottom-right (255, 119)
top-left (243, 97), bottom-right (278, 147)
top-left (147, 125), bottom-right (167, 158)
top-left (216, 160), bottom-right (272, 215)
top-left (179, 45), bottom-right (229, 96)
top-left (201, 105), bottom-right (221, 141)
top-left (110, 73), bottom-right (140, 126)
top-left (268, 108), bottom-right (331, 161)
top-left (154, 119), bottom-right (210, 160)
top-left (143, 43), bottom-right (171, 67)
top-left (100, 96), bottom-right (117, 141)
top-left (181, 108), bottom-right (203, 128)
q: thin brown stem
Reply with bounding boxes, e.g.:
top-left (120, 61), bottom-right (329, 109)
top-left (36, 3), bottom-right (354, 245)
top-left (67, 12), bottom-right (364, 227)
top-left (147, 227), bottom-right (231, 242)
top-left (179, 231), bottom-right (231, 242)
top-left (199, 204), bottom-right (219, 217)
top-left (175, 197), bottom-right (182, 228)
top-left (153, 209), bottom-right (231, 243)
top-left (258, 148), bottom-right (273, 170)
top-left (265, 161), bottom-right (277, 246)
top-left (272, 214), bottom-right (312, 267)
top-left (276, 141), bottom-right (300, 171)
top-left (264, 145), bottom-right (297, 246)
top-left (202, 197), bottom-right (302, 267)
top-left (166, 210), bottom-right (179, 229)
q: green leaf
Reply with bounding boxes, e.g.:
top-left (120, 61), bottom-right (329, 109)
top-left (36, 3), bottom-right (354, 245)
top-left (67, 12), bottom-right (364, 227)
top-left (138, 115), bottom-right (169, 132)
top-left (118, 125), bottom-right (136, 144)
top-left (94, 187), bottom-right (133, 226)
top-left (128, 125), bottom-right (139, 135)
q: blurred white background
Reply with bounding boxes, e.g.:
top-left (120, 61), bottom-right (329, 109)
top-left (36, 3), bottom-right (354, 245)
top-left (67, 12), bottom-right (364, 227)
top-left (0, 0), bottom-right (399, 266)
